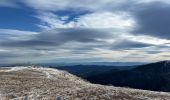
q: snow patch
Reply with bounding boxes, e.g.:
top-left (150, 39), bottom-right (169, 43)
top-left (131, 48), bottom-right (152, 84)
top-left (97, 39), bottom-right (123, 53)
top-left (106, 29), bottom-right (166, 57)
top-left (0, 66), bottom-right (28, 72)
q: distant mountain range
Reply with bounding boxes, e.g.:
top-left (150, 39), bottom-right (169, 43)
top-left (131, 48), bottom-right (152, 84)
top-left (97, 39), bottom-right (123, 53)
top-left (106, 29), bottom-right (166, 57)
top-left (39, 62), bottom-right (146, 67)
top-left (0, 62), bottom-right (146, 68)
top-left (51, 65), bottom-right (137, 78)
top-left (84, 60), bottom-right (170, 92)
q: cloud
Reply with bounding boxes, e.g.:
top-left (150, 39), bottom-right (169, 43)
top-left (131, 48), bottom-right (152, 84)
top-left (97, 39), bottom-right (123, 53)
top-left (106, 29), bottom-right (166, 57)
top-left (33, 1), bottom-right (170, 40)
top-left (111, 40), bottom-right (153, 50)
top-left (2, 0), bottom-right (170, 41)
top-left (0, 28), bottom-right (113, 48)
top-left (1, 0), bottom-right (170, 63)
top-left (22, 0), bottom-right (120, 11)
top-left (20, 0), bottom-right (170, 12)
top-left (1, 28), bottom-right (170, 63)
top-left (0, 29), bottom-right (37, 41)
top-left (36, 12), bottom-right (135, 30)
top-left (36, 12), bottom-right (75, 29)
top-left (131, 2), bottom-right (170, 39)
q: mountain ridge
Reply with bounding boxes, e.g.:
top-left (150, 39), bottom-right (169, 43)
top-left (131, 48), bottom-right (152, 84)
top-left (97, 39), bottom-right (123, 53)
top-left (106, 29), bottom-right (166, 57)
top-left (85, 60), bottom-right (170, 92)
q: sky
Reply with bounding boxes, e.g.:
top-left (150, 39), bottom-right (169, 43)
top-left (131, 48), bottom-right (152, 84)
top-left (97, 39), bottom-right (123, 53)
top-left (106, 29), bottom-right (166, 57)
top-left (0, 0), bottom-right (170, 64)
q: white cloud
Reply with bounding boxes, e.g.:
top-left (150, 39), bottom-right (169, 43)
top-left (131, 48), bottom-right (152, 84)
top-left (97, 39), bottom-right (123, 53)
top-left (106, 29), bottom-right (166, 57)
top-left (121, 33), bottom-right (170, 45)
top-left (36, 12), bottom-right (75, 29)
top-left (37, 12), bottom-right (135, 30)
top-left (74, 12), bottom-right (135, 29)
top-left (0, 29), bottom-right (38, 41)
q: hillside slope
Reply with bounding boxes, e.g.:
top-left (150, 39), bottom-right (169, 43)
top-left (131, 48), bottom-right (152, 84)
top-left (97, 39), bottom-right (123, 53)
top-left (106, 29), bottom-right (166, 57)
top-left (0, 66), bottom-right (170, 100)
top-left (85, 61), bottom-right (170, 92)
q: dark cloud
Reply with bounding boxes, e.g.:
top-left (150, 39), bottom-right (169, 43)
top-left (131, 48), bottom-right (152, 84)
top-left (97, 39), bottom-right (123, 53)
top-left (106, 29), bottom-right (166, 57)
top-left (0, 53), bottom-right (21, 58)
top-left (111, 40), bottom-right (153, 50)
top-left (146, 51), bottom-right (161, 54)
top-left (0, 51), bottom-right (43, 60)
top-left (39, 28), bottom-right (112, 43)
top-left (1, 28), bottom-right (155, 52)
top-left (0, 28), bottom-right (112, 48)
top-left (0, 28), bottom-right (156, 55)
top-left (132, 2), bottom-right (170, 39)
top-left (1, 40), bottom-right (57, 47)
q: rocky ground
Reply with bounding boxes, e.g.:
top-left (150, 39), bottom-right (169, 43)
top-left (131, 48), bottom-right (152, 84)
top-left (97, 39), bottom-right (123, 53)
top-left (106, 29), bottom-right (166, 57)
top-left (0, 66), bottom-right (170, 100)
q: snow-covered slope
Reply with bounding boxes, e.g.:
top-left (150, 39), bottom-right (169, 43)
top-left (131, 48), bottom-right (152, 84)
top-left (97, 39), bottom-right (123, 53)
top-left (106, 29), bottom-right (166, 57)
top-left (0, 66), bottom-right (170, 100)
